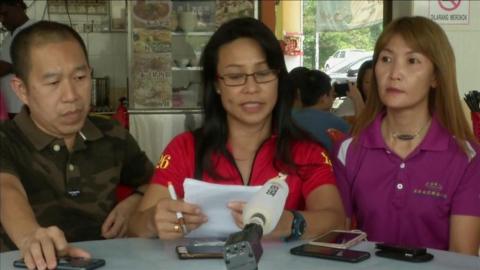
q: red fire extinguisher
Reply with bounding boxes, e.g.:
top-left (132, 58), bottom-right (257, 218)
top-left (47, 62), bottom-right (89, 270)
top-left (112, 97), bottom-right (129, 129)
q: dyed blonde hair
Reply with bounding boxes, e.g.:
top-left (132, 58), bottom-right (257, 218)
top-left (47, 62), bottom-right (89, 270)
top-left (352, 16), bottom-right (477, 153)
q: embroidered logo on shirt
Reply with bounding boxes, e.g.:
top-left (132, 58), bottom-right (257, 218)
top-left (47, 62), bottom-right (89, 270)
top-left (321, 152), bottom-right (332, 167)
top-left (413, 181), bottom-right (447, 199)
top-left (156, 154), bottom-right (171, 169)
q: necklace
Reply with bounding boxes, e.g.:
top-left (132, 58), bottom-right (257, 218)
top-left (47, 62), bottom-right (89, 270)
top-left (391, 119), bottom-right (431, 141)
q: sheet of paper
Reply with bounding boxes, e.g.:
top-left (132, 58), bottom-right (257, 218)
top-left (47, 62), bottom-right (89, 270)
top-left (183, 178), bottom-right (262, 238)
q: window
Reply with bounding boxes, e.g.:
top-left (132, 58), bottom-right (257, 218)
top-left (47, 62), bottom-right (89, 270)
top-left (303, 0), bottom-right (386, 74)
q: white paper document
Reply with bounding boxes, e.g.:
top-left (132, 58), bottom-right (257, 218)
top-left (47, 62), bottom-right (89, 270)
top-left (183, 178), bottom-right (262, 238)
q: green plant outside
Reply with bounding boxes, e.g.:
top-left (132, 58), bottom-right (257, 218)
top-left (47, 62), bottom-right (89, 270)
top-left (303, 0), bottom-right (383, 70)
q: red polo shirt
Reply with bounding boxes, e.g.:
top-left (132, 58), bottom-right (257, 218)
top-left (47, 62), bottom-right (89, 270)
top-left (151, 132), bottom-right (336, 210)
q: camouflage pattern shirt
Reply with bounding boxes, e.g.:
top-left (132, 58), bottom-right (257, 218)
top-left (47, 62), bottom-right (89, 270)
top-left (0, 107), bottom-right (154, 251)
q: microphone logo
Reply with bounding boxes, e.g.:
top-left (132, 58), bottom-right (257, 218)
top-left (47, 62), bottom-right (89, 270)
top-left (266, 185), bottom-right (279, 197)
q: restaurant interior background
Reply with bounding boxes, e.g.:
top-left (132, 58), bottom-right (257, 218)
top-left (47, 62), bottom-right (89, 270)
top-left (1, 0), bottom-right (479, 163)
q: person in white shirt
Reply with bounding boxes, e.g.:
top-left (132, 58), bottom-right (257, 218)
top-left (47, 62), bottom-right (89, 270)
top-left (0, 0), bottom-right (35, 115)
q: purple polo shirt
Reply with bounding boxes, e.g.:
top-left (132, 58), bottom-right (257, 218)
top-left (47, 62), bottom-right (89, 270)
top-left (333, 113), bottom-right (480, 250)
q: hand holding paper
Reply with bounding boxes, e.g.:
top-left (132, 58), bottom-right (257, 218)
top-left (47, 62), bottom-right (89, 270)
top-left (183, 179), bottom-right (261, 238)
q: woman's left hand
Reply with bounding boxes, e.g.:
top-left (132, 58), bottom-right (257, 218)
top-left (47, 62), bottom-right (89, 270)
top-left (228, 201), bottom-right (246, 229)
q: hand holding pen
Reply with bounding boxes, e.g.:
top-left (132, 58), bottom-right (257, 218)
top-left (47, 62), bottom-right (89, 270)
top-left (167, 182), bottom-right (189, 234)
top-left (152, 182), bottom-right (208, 240)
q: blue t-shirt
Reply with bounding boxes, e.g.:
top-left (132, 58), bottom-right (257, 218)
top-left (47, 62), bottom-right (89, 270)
top-left (293, 108), bottom-right (350, 152)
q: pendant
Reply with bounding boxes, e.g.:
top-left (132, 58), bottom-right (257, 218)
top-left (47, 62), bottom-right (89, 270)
top-left (394, 134), bottom-right (416, 140)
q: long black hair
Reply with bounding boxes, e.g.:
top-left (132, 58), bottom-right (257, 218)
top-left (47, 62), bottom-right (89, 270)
top-left (194, 17), bottom-right (307, 179)
top-left (356, 60), bottom-right (373, 102)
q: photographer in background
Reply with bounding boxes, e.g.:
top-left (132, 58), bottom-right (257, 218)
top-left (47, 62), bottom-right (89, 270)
top-left (331, 80), bottom-right (365, 125)
top-left (0, 0), bottom-right (35, 117)
top-left (291, 69), bottom-right (350, 153)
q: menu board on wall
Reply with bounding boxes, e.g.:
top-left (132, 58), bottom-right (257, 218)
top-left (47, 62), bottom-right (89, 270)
top-left (131, 0), bottom-right (173, 108)
top-left (215, 0), bottom-right (255, 26)
top-left (132, 53), bottom-right (172, 108)
top-left (132, 0), bottom-right (172, 29)
top-left (128, 0), bottom-right (257, 109)
top-left (133, 29), bottom-right (171, 54)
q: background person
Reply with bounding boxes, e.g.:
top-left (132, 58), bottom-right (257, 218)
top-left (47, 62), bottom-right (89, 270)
top-left (0, 21), bottom-right (153, 270)
top-left (288, 66), bottom-right (309, 110)
top-left (355, 59), bottom-right (373, 101)
top-left (129, 17), bottom-right (345, 241)
top-left (291, 68), bottom-right (350, 153)
top-left (0, 0), bottom-right (35, 117)
top-left (333, 16), bottom-right (480, 255)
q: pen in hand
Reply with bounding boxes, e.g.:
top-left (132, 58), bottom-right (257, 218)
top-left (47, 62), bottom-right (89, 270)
top-left (167, 182), bottom-right (188, 234)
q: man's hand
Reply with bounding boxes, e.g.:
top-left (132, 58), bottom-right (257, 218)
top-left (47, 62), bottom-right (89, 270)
top-left (101, 194), bottom-right (142, 238)
top-left (19, 226), bottom-right (90, 270)
top-left (346, 81), bottom-right (362, 101)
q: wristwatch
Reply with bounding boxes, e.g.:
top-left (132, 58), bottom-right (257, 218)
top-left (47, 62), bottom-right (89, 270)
top-left (284, 210), bottom-right (306, 242)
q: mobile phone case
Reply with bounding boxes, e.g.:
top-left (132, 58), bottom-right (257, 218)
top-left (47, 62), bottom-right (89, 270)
top-left (375, 250), bottom-right (434, 262)
top-left (309, 229), bottom-right (367, 249)
top-left (176, 245), bottom-right (223, 260)
top-left (375, 243), bottom-right (426, 256)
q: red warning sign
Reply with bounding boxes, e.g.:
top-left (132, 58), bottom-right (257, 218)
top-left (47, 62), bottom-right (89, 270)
top-left (430, 0), bottom-right (469, 25)
top-left (438, 0), bottom-right (462, 11)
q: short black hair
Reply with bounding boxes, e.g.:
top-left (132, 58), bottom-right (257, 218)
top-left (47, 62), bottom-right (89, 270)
top-left (288, 66), bottom-right (309, 100)
top-left (298, 70), bottom-right (332, 107)
top-left (0, 0), bottom-right (26, 9)
top-left (10, 20), bottom-right (89, 83)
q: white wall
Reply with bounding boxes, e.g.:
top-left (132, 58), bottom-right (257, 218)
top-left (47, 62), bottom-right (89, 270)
top-left (392, 0), bottom-right (480, 96)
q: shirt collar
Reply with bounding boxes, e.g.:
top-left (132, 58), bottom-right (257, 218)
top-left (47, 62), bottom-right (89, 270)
top-left (362, 112), bottom-right (449, 151)
top-left (14, 106), bottom-right (103, 151)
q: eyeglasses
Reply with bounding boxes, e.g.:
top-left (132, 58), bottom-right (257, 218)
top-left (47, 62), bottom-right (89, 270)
top-left (217, 69), bottom-right (278, 86)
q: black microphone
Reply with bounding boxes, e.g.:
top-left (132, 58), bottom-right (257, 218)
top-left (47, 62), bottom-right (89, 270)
top-left (223, 174), bottom-right (289, 270)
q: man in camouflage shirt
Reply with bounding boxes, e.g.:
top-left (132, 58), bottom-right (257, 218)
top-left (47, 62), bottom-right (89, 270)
top-left (0, 21), bottom-right (153, 269)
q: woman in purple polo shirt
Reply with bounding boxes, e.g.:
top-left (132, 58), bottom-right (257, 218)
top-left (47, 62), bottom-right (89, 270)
top-left (334, 16), bottom-right (480, 255)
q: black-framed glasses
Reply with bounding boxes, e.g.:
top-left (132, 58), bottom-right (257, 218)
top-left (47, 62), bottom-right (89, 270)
top-left (217, 69), bottom-right (278, 86)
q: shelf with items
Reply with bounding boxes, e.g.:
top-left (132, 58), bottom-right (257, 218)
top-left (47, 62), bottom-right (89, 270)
top-left (171, 31), bottom-right (214, 36)
top-left (172, 67), bottom-right (202, 71)
top-left (47, 0), bottom-right (128, 33)
top-left (128, 0), bottom-right (257, 110)
top-left (47, 0), bottom-right (108, 15)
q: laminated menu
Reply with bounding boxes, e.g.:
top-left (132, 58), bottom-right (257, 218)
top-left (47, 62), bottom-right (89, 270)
top-left (132, 53), bottom-right (172, 108)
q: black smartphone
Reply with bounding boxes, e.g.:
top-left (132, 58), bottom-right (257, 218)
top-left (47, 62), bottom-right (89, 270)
top-left (375, 243), bottom-right (433, 262)
top-left (13, 257), bottom-right (105, 270)
top-left (334, 82), bottom-right (349, 97)
top-left (290, 244), bottom-right (370, 263)
top-left (375, 243), bottom-right (426, 256)
top-left (176, 244), bottom-right (224, 259)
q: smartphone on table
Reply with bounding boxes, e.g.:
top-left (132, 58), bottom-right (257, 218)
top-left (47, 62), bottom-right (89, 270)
top-left (375, 243), bottom-right (434, 262)
top-left (309, 229), bottom-right (367, 249)
top-left (290, 244), bottom-right (370, 263)
top-left (176, 244), bottom-right (224, 259)
top-left (13, 257), bottom-right (105, 270)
